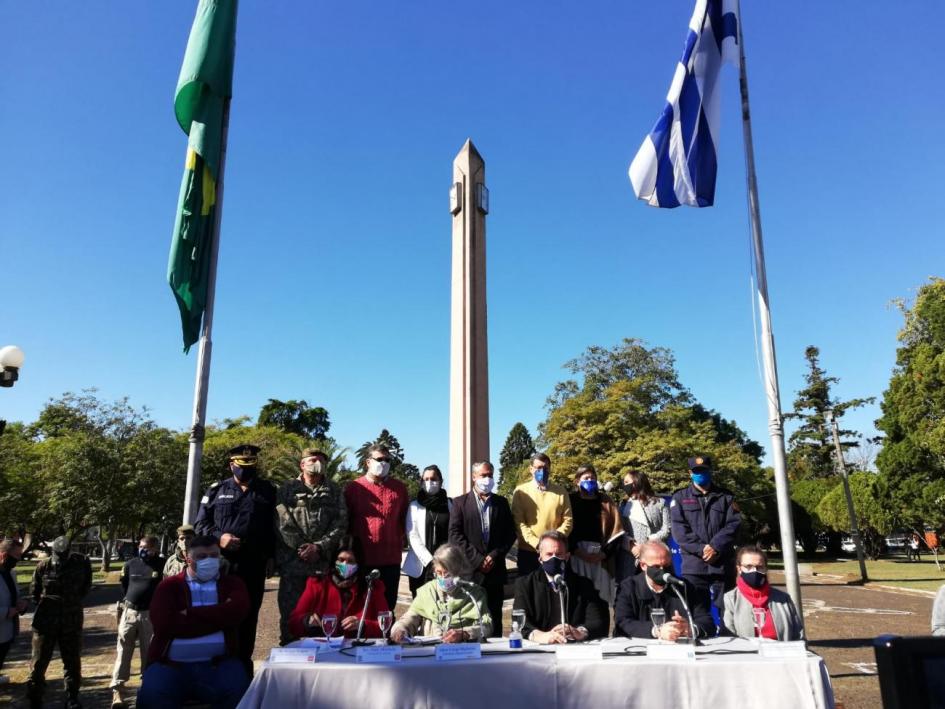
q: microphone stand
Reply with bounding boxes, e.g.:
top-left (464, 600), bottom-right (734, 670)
top-left (458, 584), bottom-right (484, 642)
top-left (352, 573), bottom-right (378, 646)
top-left (670, 584), bottom-right (701, 647)
top-left (554, 576), bottom-right (570, 641)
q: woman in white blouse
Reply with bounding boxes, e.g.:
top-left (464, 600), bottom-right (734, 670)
top-left (616, 470), bottom-right (671, 584)
top-left (402, 465), bottom-right (453, 597)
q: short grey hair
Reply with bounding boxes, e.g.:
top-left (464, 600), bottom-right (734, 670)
top-left (432, 543), bottom-right (470, 578)
top-left (640, 540), bottom-right (671, 561)
top-left (537, 530), bottom-right (568, 552)
top-left (471, 460), bottom-right (494, 476)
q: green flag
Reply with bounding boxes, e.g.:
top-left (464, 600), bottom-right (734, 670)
top-left (168, 0), bottom-right (238, 352)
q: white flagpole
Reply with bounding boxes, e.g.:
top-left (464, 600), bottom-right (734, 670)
top-left (182, 97), bottom-right (231, 525)
top-left (736, 9), bottom-right (804, 621)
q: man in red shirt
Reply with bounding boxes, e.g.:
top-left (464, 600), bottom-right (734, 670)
top-left (344, 444), bottom-right (408, 612)
top-left (136, 536), bottom-right (250, 709)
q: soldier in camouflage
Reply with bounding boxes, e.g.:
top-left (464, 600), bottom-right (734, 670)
top-left (27, 536), bottom-right (93, 709)
top-left (275, 448), bottom-right (348, 644)
top-left (162, 524), bottom-right (195, 577)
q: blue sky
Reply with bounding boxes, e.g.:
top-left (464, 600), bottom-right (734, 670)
top-left (2, 2), bottom-right (942, 486)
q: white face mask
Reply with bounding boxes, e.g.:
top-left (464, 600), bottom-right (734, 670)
top-left (302, 460), bottom-right (323, 475)
top-left (423, 480), bottom-right (441, 494)
top-left (475, 477), bottom-right (495, 494)
top-left (368, 460), bottom-right (391, 478)
top-left (194, 557), bottom-right (221, 582)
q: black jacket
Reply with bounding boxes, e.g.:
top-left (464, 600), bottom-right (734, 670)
top-left (614, 572), bottom-right (715, 639)
top-left (513, 568), bottom-right (609, 639)
top-left (195, 476), bottom-right (278, 566)
top-left (448, 491), bottom-right (516, 585)
top-left (670, 483), bottom-right (741, 577)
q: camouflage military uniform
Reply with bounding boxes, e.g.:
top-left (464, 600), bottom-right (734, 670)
top-left (27, 544), bottom-right (93, 708)
top-left (275, 475), bottom-right (348, 644)
top-left (162, 547), bottom-right (187, 577)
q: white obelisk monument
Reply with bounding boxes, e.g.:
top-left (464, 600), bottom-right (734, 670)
top-left (448, 140), bottom-right (490, 496)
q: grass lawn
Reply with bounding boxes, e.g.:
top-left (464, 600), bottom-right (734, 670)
top-left (768, 553), bottom-right (945, 593)
top-left (12, 559), bottom-right (122, 587)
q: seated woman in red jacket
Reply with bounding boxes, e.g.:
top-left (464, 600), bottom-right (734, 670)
top-left (288, 540), bottom-right (390, 640)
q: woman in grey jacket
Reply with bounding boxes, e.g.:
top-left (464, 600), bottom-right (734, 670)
top-left (722, 545), bottom-right (804, 641)
top-left (616, 470), bottom-right (671, 584)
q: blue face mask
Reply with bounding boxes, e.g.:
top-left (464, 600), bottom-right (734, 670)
top-left (579, 480), bottom-right (598, 495)
top-left (691, 471), bottom-right (712, 488)
top-left (533, 468), bottom-right (549, 486)
top-left (138, 548), bottom-right (150, 559)
top-left (541, 556), bottom-right (567, 578)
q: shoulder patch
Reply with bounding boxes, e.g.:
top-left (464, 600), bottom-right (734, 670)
top-left (210, 481), bottom-right (222, 489)
top-left (201, 496), bottom-right (210, 504)
top-left (670, 499), bottom-right (677, 508)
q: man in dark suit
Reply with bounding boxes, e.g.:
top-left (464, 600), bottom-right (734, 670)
top-left (614, 541), bottom-right (715, 640)
top-left (513, 530), bottom-right (609, 643)
top-left (449, 460), bottom-right (516, 636)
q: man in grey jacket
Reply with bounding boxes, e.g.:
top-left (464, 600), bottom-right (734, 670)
top-left (0, 538), bottom-right (28, 684)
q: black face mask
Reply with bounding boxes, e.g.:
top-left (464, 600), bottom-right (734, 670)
top-left (233, 464), bottom-right (257, 482)
top-left (540, 556), bottom-right (567, 578)
top-left (623, 483), bottom-right (638, 496)
top-left (645, 565), bottom-right (670, 585)
top-left (2, 557), bottom-right (18, 570)
top-left (740, 571), bottom-right (767, 589)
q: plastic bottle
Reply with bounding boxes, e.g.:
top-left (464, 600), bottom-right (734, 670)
top-left (509, 621), bottom-right (523, 650)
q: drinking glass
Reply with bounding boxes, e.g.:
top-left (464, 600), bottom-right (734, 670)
top-left (321, 614), bottom-right (338, 643)
top-left (511, 609), bottom-right (526, 635)
top-left (378, 611), bottom-right (393, 644)
top-left (752, 608), bottom-right (767, 642)
top-left (437, 609), bottom-right (452, 637)
top-left (650, 608), bottom-right (666, 640)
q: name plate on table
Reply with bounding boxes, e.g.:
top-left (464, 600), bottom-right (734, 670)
top-left (646, 643), bottom-right (696, 661)
top-left (435, 643), bottom-right (482, 662)
top-left (356, 645), bottom-right (403, 663)
top-left (555, 644), bottom-right (603, 661)
top-left (760, 641), bottom-right (808, 659)
top-left (269, 647), bottom-right (319, 664)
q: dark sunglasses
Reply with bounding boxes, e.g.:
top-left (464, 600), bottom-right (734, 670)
top-left (372, 456), bottom-right (391, 463)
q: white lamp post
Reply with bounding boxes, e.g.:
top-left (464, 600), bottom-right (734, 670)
top-left (0, 345), bottom-right (25, 387)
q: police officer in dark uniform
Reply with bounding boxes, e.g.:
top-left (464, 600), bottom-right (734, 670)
top-left (27, 535), bottom-right (93, 709)
top-left (669, 456), bottom-right (741, 610)
top-left (194, 444), bottom-right (276, 673)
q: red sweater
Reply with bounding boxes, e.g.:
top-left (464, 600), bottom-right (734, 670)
top-left (344, 476), bottom-right (408, 566)
top-left (288, 575), bottom-right (389, 640)
top-left (147, 572), bottom-right (250, 665)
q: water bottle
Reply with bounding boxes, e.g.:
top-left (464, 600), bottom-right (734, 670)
top-left (509, 620), bottom-right (523, 650)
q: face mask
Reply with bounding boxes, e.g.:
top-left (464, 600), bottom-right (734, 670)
top-left (302, 461), bottom-right (323, 475)
top-left (233, 464), bottom-right (257, 482)
top-left (436, 575), bottom-right (458, 593)
top-left (475, 477), bottom-right (494, 494)
top-left (2, 556), bottom-right (18, 570)
top-left (423, 480), bottom-right (442, 494)
top-left (645, 565), bottom-right (671, 586)
top-left (194, 557), bottom-right (221, 582)
top-left (533, 468), bottom-right (549, 486)
top-left (623, 483), bottom-right (638, 496)
top-left (690, 471), bottom-right (711, 488)
top-left (579, 480), bottom-right (598, 495)
top-left (138, 548), bottom-right (150, 559)
top-left (740, 570), bottom-right (767, 589)
top-left (540, 556), bottom-right (567, 578)
top-left (369, 460), bottom-right (391, 478)
top-left (335, 561), bottom-right (359, 579)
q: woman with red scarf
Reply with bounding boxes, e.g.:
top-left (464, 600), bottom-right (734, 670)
top-left (288, 540), bottom-right (390, 640)
top-left (721, 545), bottom-right (803, 641)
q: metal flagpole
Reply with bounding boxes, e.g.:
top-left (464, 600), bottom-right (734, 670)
top-left (182, 98), bottom-right (232, 525)
top-left (735, 9), bottom-right (804, 622)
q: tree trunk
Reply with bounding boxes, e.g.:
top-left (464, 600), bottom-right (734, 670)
top-left (98, 537), bottom-right (110, 573)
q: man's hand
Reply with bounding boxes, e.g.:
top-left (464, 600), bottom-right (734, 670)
top-left (702, 545), bottom-right (718, 563)
top-left (658, 611), bottom-right (691, 641)
top-left (220, 533), bottom-right (241, 550)
top-left (442, 629), bottom-right (469, 644)
top-left (479, 556), bottom-right (494, 573)
top-left (535, 628), bottom-right (569, 645)
top-left (340, 615), bottom-right (359, 632)
top-left (390, 628), bottom-right (407, 643)
top-left (298, 543), bottom-right (319, 563)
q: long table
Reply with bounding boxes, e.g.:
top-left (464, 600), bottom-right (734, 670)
top-left (237, 637), bottom-right (835, 709)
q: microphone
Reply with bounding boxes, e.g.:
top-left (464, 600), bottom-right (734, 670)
top-left (454, 579), bottom-right (479, 589)
top-left (657, 572), bottom-right (686, 588)
top-left (353, 570), bottom-right (381, 645)
top-left (552, 574), bottom-right (566, 591)
top-left (367, 569), bottom-right (381, 583)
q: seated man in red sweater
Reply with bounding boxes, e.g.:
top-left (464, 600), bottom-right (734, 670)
top-left (137, 535), bottom-right (250, 709)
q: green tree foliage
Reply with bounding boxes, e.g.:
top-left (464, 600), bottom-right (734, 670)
top-left (876, 279), bottom-right (945, 531)
top-left (785, 346), bottom-right (873, 480)
top-left (0, 422), bottom-right (44, 537)
top-left (497, 423), bottom-right (536, 497)
top-left (538, 339), bottom-right (774, 539)
top-left (356, 429), bottom-right (421, 497)
top-left (789, 478), bottom-right (837, 555)
top-left (816, 472), bottom-right (893, 559)
top-left (257, 398), bottom-right (330, 440)
top-left (202, 423), bottom-right (309, 487)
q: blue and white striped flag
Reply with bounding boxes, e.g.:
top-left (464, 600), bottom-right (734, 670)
top-left (629, 0), bottom-right (740, 208)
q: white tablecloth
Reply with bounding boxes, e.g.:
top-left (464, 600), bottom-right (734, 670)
top-left (237, 638), bottom-right (834, 709)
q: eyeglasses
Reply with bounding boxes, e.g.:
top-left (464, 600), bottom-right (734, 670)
top-left (739, 564), bottom-right (766, 573)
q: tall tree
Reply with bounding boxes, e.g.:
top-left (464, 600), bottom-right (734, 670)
top-left (498, 423), bottom-right (535, 496)
top-left (257, 399), bottom-right (330, 440)
top-left (785, 346), bottom-right (874, 480)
